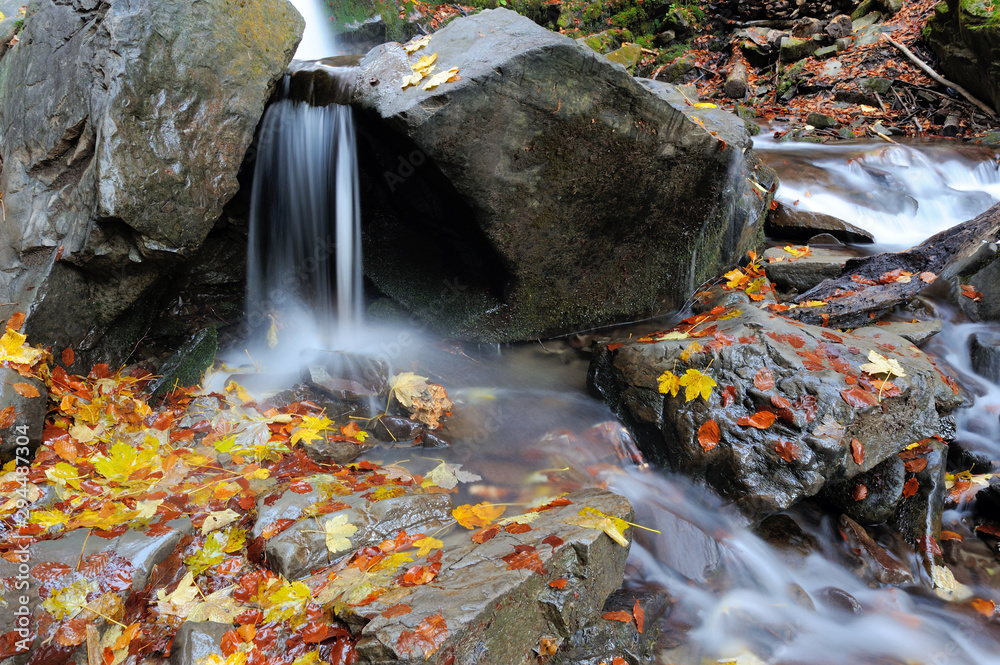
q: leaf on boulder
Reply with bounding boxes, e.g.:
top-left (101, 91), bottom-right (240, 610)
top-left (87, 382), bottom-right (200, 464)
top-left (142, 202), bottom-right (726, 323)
top-left (678, 368), bottom-right (716, 402)
top-left (860, 350), bottom-right (906, 378)
top-left (202, 508), bottom-right (240, 535)
top-left (396, 613), bottom-right (448, 659)
top-left (422, 461), bottom-right (480, 490)
top-left (562, 507), bottom-right (629, 547)
top-left (322, 514), bottom-right (359, 554)
top-left (697, 419), bottom-right (720, 451)
top-left (453, 502), bottom-right (504, 529)
top-left (657, 370), bottom-right (680, 397)
top-left (423, 66), bottom-right (460, 90)
top-left (737, 410), bottom-right (775, 429)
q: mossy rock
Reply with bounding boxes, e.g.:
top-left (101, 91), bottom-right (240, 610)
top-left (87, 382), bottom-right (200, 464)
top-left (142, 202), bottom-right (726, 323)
top-left (606, 43), bottom-right (642, 71)
top-left (149, 328), bottom-right (219, 396)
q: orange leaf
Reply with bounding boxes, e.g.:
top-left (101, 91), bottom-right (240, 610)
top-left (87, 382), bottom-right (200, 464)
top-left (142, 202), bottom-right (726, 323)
top-left (903, 457), bottom-right (928, 473)
top-left (753, 367), bottom-right (775, 391)
top-left (5, 312), bottom-right (25, 331)
top-left (853, 483), bottom-right (868, 501)
top-left (61, 347), bottom-right (74, 366)
top-left (977, 523), bottom-right (1000, 538)
top-left (961, 284), bottom-right (984, 301)
top-left (382, 603), bottom-right (412, 618)
top-left (602, 610), bottom-right (633, 623)
top-left (54, 438), bottom-right (80, 461)
top-left (472, 525), bottom-right (501, 544)
top-left (453, 502), bottom-right (505, 529)
top-left (396, 614), bottom-right (448, 659)
top-left (502, 544), bottom-right (547, 574)
top-left (841, 387), bottom-right (878, 408)
top-left (902, 476), bottom-right (919, 498)
top-left (697, 419), bottom-right (720, 451)
top-left (737, 410), bottom-right (776, 429)
top-left (721, 385), bottom-right (738, 407)
top-left (0, 405), bottom-right (16, 428)
top-left (919, 271), bottom-right (938, 284)
top-left (939, 530), bottom-right (963, 542)
top-left (504, 522), bottom-right (532, 534)
top-left (850, 438), bottom-right (864, 465)
top-left (774, 439), bottom-right (799, 462)
top-left (13, 382), bottom-right (39, 398)
top-left (402, 564), bottom-right (439, 586)
top-left (549, 578), bottom-right (568, 589)
top-left (633, 600), bottom-right (644, 634)
top-left (971, 598), bottom-right (995, 618)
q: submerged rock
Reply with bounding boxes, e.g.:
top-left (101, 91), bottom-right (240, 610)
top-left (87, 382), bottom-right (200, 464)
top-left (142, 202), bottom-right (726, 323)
top-left (353, 8), bottom-right (772, 342)
top-left (589, 287), bottom-right (963, 521)
top-left (0, 0), bottom-right (303, 366)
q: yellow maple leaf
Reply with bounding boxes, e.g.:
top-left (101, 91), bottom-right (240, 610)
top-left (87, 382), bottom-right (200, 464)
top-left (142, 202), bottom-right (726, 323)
top-left (562, 507), bottom-right (629, 547)
top-left (403, 34), bottom-right (431, 53)
top-left (0, 329), bottom-right (43, 366)
top-left (724, 268), bottom-right (748, 289)
top-left (411, 52), bottom-right (438, 71)
top-left (679, 341), bottom-right (703, 362)
top-left (422, 66), bottom-right (460, 90)
top-left (860, 350), bottom-right (906, 378)
top-left (413, 536), bottom-right (443, 557)
top-left (323, 514), bottom-right (358, 554)
top-left (389, 372), bottom-right (430, 408)
top-left (678, 368), bottom-right (716, 402)
top-left (291, 415), bottom-right (332, 445)
top-left (453, 502), bottom-right (505, 529)
top-left (657, 370), bottom-right (680, 397)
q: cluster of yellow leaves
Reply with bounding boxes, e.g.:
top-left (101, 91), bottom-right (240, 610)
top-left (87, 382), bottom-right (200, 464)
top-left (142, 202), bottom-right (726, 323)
top-left (657, 368), bottom-right (716, 402)
top-left (562, 507), bottom-right (629, 547)
top-left (400, 42), bottom-right (461, 91)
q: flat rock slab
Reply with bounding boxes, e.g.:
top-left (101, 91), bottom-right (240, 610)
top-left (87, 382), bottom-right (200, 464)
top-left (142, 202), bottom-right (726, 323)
top-left (764, 245), bottom-right (857, 293)
top-left (312, 488), bottom-right (633, 664)
top-left (589, 290), bottom-right (962, 521)
top-left (766, 202), bottom-right (875, 244)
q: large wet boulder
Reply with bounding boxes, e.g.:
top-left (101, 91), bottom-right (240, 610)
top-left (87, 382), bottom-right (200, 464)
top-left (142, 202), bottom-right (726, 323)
top-left (352, 8), bottom-right (773, 342)
top-left (589, 287), bottom-right (963, 522)
top-left (0, 0), bottom-right (303, 366)
top-left (926, 0), bottom-right (1000, 115)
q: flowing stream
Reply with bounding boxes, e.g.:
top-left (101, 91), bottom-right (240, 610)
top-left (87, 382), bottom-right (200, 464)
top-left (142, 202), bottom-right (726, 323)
top-left (239, 10), bottom-right (1000, 657)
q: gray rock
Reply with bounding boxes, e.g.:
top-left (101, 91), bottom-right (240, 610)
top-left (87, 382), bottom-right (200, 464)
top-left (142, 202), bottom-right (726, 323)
top-left (300, 350), bottom-right (389, 401)
top-left (861, 320), bottom-right (942, 347)
top-left (806, 112), bottom-right (839, 128)
top-left (767, 201), bottom-right (871, 245)
top-left (839, 514), bottom-right (914, 585)
top-left (791, 17), bottom-right (823, 38)
top-left (352, 9), bottom-right (772, 342)
top-left (819, 454), bottom-right (905, 525)
top-left (826, 14), bottom-right (854, 39)
top-left (0, 367), bottom-right (45, 464)
top-left (589, 292), bottom-right (962, 522)
top-left (169, 622), bottom-right (232, 665)
top-left (148, 328), bottom-right (218, 396)
top-left (836, 36), bottom-right (854, 50)
top-left (0, 0), bottom-right (302, 365)
top-left (763, 245), bottom-right (855, 293)
top-left (808, 233), bottom-right (844, 245)
top-left (257, 484), bottom-right (452, 580)
top-left (891, 438), bottom-right (948, 580)
top-left (780, 35), bottom-right (820, 62)
top-left (860, 76), bottom-right (892, 94)
top-left (814, 44), bottom-right (840, 59)
top-left (336, 488), bottom-right (633, 664)
top-left (852, 11), bottom-right (882, 29)
top-left (550, 588), bottom-right (669, 665)
top-left (286, 58), bottom-right (360, 106)
top-left (970, 330), bottom-right (1000, 381)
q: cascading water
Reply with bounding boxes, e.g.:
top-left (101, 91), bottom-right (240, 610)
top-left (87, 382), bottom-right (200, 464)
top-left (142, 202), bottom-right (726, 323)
top-left (245, 74), bottom-right (362, 347)
top-left (288, 0), bottom-right (339, 60)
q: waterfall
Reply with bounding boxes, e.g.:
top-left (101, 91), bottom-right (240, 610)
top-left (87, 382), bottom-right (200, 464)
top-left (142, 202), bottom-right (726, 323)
top-left (245, 84), bottom-right (362, 346)
top-left (288, 0), bottom-right (339, 60)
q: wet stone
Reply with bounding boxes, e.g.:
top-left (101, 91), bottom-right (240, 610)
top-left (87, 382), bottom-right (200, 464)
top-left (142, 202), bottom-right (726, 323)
top-left (862, 320), bottom-right (943, 347)
top-left (839, 514), bottom-right (914, 585)
top-left (169, 621), bottom-right (232, 665)
top-left (890, 438), bottom-right (948, 580)
top-left (372, 415), bottom-right (424, 443)
top-left (817, 587), bottom-right (863, 615)
top-left (766, 202), bottom-right (874, 244)
top-left (763, 246), bottom-right (856, 293)
top-left (0, 366), bottom-right (46, 464)
top-left (806, 112), bottom-right (838, 128)
top-left (819, 454), bottom-right (905, 525)
top-left (826, 14), bottom-right (853, 39)
top-left (300, 350), bottom-right (389, 401)
top-left (329, 488), bottom-right (633, 665)
top-left (756, 514), bottom-right (819, 557)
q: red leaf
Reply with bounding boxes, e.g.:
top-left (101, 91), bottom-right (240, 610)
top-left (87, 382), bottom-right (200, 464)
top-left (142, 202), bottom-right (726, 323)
top-left (402, 564), bottom-right (438, 586)
top-left (472, 525), bottom-right (501, 544)
top-left (221, 630), bottom-right (241, 655)
top-left (697, 419), bottom-right (720, 451)
top-left (793, 394), bottom-right (817, 422)
top-left (633, 600), bottom-right (645, 634)
top-left (766, 332), bottom-right (807, 349)
top-left (382, 603), bottom-right (412, 618)
top-left (722, 385), bottom-right (738, 407)
top-left (504, 522), bottom-right (532, 534)
top-left (542, 535), bottom-right (564, 549)
top-left (841, 387), bottom-right (879, 408)
top-left (917, 535), bottom-right (942, 556)
top-left (0, 405), bottom-right (15, 429)
top-left (753, 367), bottom-right (775, 390)
top-left (850, 438), bottom-right (865, 465)
top-left (976, 523), bottom-right (1000, 538)
top-left (31, 561), bottom-right (72, 584)
top-left (261, 519), bottom-right (296, 540)
top-left (853, 483), bottom-right (868, 501)
top-left (821, 331), bottom-right (844, 343)
top-left (774, 439), bottom-right (799, 462)
top-left (737, 410), bottom-right (776, 429)
top-left (288, 480), bottom-right (312, 494)
top-left (797, 349), bottom-right (826, 371)
top-left (902, 477), bottom-right (919, 498)
top-left (549, 578), bottom-right (568, 589)
top-left (602, 610), bottom-right (633, 623)
top-left (903, 458), bottom-right (928, 473)
top-left (396, 614), bottom-right (448, 659)
top-left (61, 347), bottom-right (74, 366)
top-left (502, 546), bottom-right (547, 574)
top-left (607, 343), bottom-right (624, 352)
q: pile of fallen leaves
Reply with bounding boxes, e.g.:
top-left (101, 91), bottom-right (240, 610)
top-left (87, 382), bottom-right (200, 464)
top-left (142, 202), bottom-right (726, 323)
top-left (0, 315), bottom-right (640, 665)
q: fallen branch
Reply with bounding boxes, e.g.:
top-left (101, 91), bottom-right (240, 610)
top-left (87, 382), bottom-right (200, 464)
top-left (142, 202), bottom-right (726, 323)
top-left (881, 34), bottom-right (996, 120)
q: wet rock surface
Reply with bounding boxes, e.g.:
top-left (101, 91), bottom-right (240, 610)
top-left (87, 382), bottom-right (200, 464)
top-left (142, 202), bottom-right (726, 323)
top-left (352, 8), bottom-right (772, 342)
top-left (764, 245), bottom-right (856, 293)
top-left (590, 285), bottom-right (962, 521)
top-left (0, 0), bottom-right (302, 366)
top-left (766, 203), bottom-right (875, 244)
top-left (0, 367), bottom-right (46, 464)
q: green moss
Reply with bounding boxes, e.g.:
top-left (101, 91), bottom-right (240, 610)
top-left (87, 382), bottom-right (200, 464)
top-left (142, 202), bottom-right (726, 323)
top-left (960, 0), bottom-right (1000, 28)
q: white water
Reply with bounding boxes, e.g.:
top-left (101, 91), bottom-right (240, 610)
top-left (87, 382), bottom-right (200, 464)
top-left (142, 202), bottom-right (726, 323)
top-left (288, 0), bottom-right (339, 60)
top-left (245, 93), bottom-right (363, 350)
top-left (756, 136), bottom-right (1000, 248)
